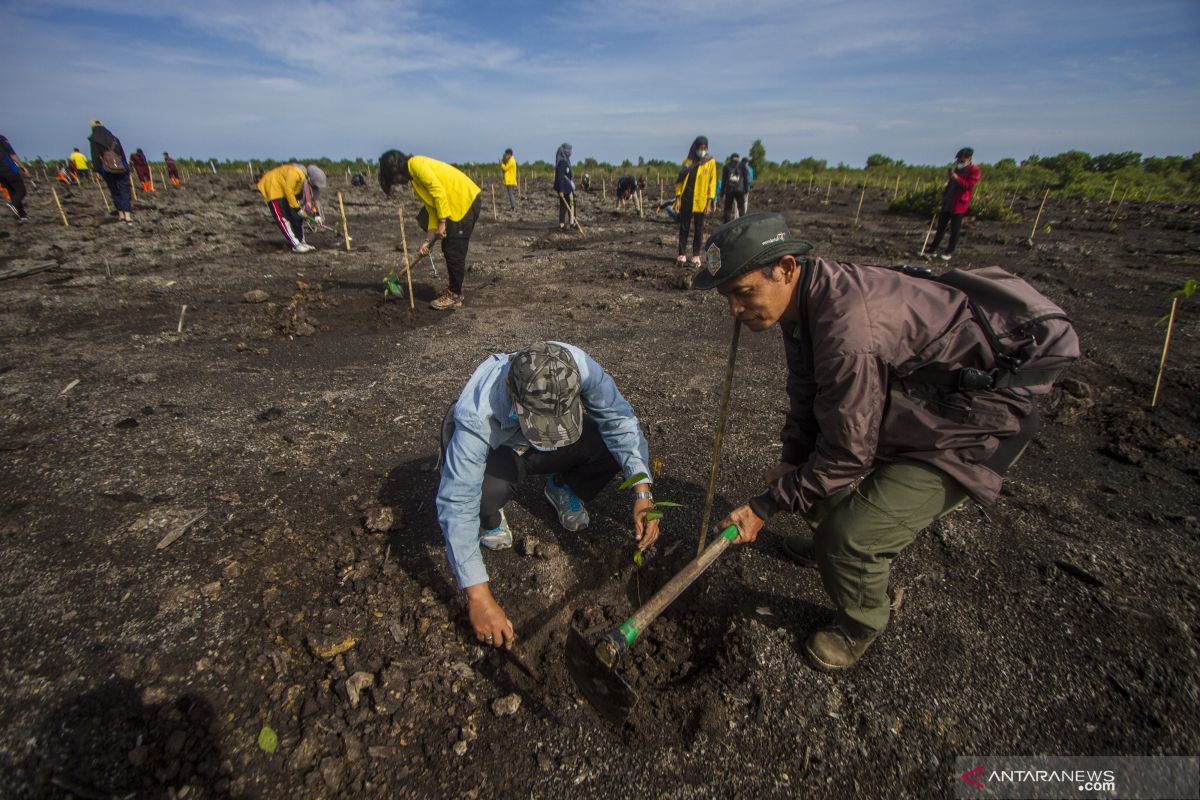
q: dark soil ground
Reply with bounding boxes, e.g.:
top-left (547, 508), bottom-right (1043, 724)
top-left (1, 171), bottom-right (1197, 798)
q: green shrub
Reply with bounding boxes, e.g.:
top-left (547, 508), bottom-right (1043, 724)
top-left (889, 185), bottom-right (1020, 223)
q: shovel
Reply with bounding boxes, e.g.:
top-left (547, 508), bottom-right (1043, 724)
top-left (565, 524), bottom-right (739, 725)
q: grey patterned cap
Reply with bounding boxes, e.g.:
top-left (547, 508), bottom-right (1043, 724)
top-left (509, 342), bottom-right (583, 450)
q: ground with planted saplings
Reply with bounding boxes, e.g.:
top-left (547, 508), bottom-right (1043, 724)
top-left (0, 171), bottom-right (1197, 797)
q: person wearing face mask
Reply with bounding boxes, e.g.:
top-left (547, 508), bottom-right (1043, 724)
top-left (378, 149), bottom-right (482, 310)
top-left (673, 136), bottom-right (717, 266)
top-left (436, 341), bottom-right (660, 650)
top-left (925, 147), bottom-right (980, 261)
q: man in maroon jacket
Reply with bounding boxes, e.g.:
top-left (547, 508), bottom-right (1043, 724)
top-left (925, 147), bottom-right (980, 261)
top-left (693, 213), bottom-right (1044, 671)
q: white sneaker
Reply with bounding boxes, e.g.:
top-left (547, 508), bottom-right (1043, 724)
top-left (479, 509), bottom-right (514, 550)
top-left (292, 243), bottom-right (315, 253)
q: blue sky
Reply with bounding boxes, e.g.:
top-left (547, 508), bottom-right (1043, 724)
top-left (3, 0), bottom-right (1198, 165)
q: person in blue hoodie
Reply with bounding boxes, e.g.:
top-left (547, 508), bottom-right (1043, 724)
top-left (0, 134), bottom-right (31, 221)
top-left (554, 143), bottom-right (575, 230)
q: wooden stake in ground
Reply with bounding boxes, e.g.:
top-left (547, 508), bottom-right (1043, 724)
top-left (696, 318), bottom-right (742, 555)
top-left (397, 209), bottom-right (415, 310)
top-left (853, 184), bottom-right (867, 227)
top-left (491, 184), bottom-right (498, 220)
top-left (823, 179), bottom-right (832, 205)
top-left (176, 304), bottom-right (188, 334)
top-left (919, 212), bottom-right (936, 256)
top-left (1151, 296), bottom-right (1178, 408)
top-left (1108, 186), bottom-right (1130, 226)
top-left (337, 191), bottom-right (351, 251)
top-left (1027, 188), bottom-right (1050, 244)
top-left (892, 174), bottom-right (902, 202)
top-left (808, 174), bottom-right (814, 194)
top-left (51, 186), bottom-right (69, 226)
top-left (1107, 179), bottom-right (1118, 204)
top-left (93, 173), bottom-right (110, 212)
top-left (635, 189), bottom-right (644, 219)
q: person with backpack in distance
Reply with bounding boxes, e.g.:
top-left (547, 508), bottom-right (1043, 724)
top-left (674, 136), bottom-right (717, 266)
top-left (722, 152), bottom-right (749, 222)
top-left (925, 147), bottom-right (980, 261)
top-left (691, 213), bottom-right (1079, 672)
top-left (88, 120), bottom-right (133, 224)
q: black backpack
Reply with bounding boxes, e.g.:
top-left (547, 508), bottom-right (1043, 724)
top-left (891, 264), bottom-right (1080, 395)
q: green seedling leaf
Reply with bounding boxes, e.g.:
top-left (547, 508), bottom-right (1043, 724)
top-left (1172, 278), bottom-right (1197, 299)
top-left (1042, 224), bottom-right (1052, 235)
top-left (645, 511), bottom-right (664, 522)
top-left (652, 501), bottom-right (685, 508)
top-left (617, 473), bottom-right (649, 491)
top-left (258, 725), bottom-right (278, 754)
top-left (632, 550), bottom-right (643, 567)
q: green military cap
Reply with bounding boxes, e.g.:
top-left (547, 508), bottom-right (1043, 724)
top-left (508, 342), bottom-right (583, 450)
top-left (692, 212), bottom-right (813, 290)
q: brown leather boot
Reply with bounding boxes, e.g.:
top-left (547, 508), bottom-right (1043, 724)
top-left (804, 626), bottom-right (877, 671)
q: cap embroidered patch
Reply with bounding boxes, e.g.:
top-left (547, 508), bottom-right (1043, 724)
top-left (705, 244), bottom-right (722, 275)
top-left (761, 232), bottom-right (788, 245)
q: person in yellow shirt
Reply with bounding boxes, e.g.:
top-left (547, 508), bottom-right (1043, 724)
top-left (673, 135), bottom-right (717, 266)
top-left (69, 148), bottom-right (90, 180)
top-left (255, 164), bottom-right (314, 253)
top-left (500, 148), bottom-right (518, 211)
top-left (379, 150), bottom-right (482, 310)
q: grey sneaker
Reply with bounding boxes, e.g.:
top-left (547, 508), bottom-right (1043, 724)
top-left (938, 253), bottom-right (952, 261)
top-left (292, 243), bottom-right (315, 253)
top-left (479, 509), bottom-right (513, 550)
top-left (544, 474), bottom-right (589, 531)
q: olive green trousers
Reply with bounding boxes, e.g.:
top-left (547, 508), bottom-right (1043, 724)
top-left (803, 460), bottom-right (968, 640)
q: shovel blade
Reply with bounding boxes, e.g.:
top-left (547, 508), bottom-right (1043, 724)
top-left (565, 627), bottom-right (637, 725)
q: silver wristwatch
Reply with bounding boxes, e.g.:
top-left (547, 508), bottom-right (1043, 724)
top-left (634, 490), bottom-right (654, 502)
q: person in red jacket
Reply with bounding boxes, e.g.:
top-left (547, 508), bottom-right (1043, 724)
top-left (130, 149), bottom-right (155, 192)
top-left (925, 147), bottom-right (979, 261)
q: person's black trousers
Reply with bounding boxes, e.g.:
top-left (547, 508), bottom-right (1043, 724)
top-left (558, 192), bottom-right (573, 225)
top-left (929, 211), bottom-right (964, 253)
top-left (0, 171), bottom-right (27, 217)
top-left (436, 194), bottom-right (482, 294)
top-left (478, 416), bottom-right (619, 530)
top-left (678, 207), bottom-right (706, 256)
top-left (723, 191), bottom-right (746, 222)
top-left (102, 171), bottom-right (132, 212)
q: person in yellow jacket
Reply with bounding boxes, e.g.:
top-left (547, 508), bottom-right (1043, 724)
top-left (69, 148), bottom-right (90, 179)
top-left (256, 164), bottom-right (314, 253)
top-left (673, 135), bottom-right (717, 266)
top-left (379, 149), bottom-right (482, 310)
top-left (500, 148), bottom-right (518, 212)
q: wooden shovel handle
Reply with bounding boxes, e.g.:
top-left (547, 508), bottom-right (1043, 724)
top-left (614, 525), bottom-right (738, 648)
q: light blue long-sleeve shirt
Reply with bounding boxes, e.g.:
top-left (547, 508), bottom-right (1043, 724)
top-left (436, 343), bottom-right (652, 589)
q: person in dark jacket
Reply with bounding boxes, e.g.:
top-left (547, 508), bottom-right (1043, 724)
top-left (721, 153), bottom-right (749, 222)
top-left (0, 134), bottom-right (31, 221)
top-left (88, 120), bottom-right (132, 224)
top-left (554, 143), bottom-right (575, 230)
top-left (693, 213), bottom-right (1070, 671)
top-left (614, 175), bottom-right (644, 210)
top-left (130, 149), bottom-right (154, 192)
top-left (925, 147), bottom-right (980, 261)
top-left (163, 152), bottom-right (181, 186)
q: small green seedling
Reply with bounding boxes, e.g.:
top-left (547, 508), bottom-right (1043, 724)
top-left (257, 725), bottom-right (278, 754)
top-left (619, 472), bottom-right (684, 563)
top-left (1151, 278), bottom-right (1196, 407)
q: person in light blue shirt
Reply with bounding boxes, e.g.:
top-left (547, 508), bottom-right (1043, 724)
top-left (437, 341), bottom-right (660, 649)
